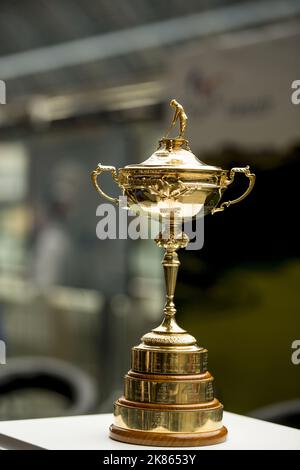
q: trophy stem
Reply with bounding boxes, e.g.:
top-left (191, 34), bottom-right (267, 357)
top-left (161, 247), bottom-right (179, 323)
top-left (155, 224), bottom-right (188, 334)
top-left (142, 223), bottom-right (196, 346)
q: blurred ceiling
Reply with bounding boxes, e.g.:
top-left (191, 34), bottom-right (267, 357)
top-left (0, 0), bottom-right (242, 56)
top-left (0, 0), bottom-right (299, 103)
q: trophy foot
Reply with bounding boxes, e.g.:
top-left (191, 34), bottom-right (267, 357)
top-left (109, 425), bottom-right (228, 447)
top-left (141, 330), bottom-right (197, 347)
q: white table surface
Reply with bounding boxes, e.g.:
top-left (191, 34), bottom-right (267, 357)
top-left (0, 412), bottom-right (299, 450)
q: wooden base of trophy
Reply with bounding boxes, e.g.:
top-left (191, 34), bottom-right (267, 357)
top-left (110, 424), bottom-right (227, 447)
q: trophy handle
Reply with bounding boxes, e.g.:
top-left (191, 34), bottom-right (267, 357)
top-left (212, 166), bottom-right (255, 214)
top-left (91, 164), bottom-right (120, 205)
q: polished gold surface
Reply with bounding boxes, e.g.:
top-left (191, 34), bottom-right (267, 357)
top-left (91, 99), bottom-right (256, 446)
top-left (92, 139), bottom-right (254, 220)
top-left (131, 345), bottom-right (208, 375)
top-left (114, 398), bottom-right (224, 433)
top-left (211, 165), bottom-right (256, 214)
top-left (142, 227), bottom-right (196, 347)
top-left (125, 371), bottom-right (214, 404)
top-left (91, 164), bottom-right (119, 205)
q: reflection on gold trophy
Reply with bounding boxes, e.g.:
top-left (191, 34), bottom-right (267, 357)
top-left (91, 100), bottom-right (255, 446)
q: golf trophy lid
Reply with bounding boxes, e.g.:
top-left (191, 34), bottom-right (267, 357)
top-left (91, 100), bottom-right (255, 446)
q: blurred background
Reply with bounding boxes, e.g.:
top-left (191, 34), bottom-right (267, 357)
top-left (0, 0), bottom-right (299, 428)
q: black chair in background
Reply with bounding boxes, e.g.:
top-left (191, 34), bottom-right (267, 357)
top-left (0, 357), bottom-right (97, 420)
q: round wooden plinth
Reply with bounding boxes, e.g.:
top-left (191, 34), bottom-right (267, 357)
top-left (109, 424), bottom-right (228, 447)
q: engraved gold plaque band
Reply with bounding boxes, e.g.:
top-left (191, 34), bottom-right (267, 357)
top-left (131, 345), bottom-right (208, 375)
top-left (114, 398), bottom-right (224, 433)
top-left (125, 371), bottom-right (214, 404)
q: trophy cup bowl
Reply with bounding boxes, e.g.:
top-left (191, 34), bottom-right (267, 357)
top-left (92, 138), bottom-right (255, 220)
top-left (91, 100), bottom-right (255, 446)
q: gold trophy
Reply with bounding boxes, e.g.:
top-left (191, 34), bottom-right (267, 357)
top-left (91, 100), bottom-right (255, 446)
